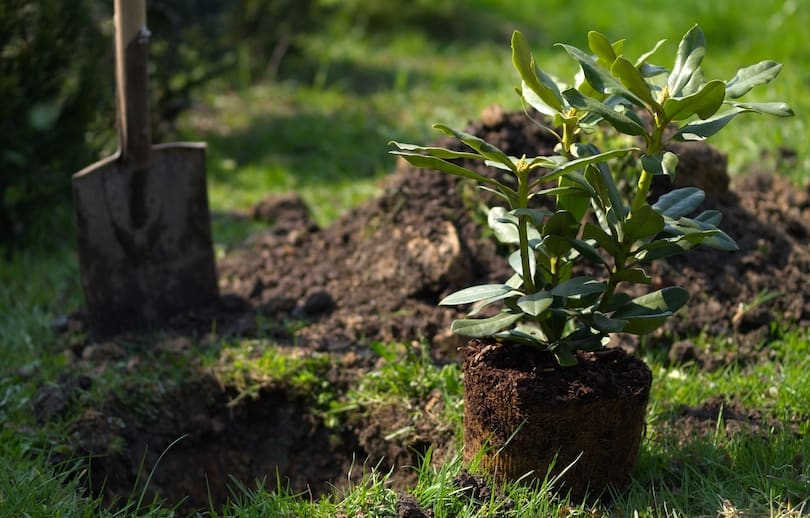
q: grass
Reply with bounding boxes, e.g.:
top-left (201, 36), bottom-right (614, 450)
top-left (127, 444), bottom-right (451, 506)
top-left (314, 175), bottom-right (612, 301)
top-left (1, 0), bottom-right (809, 515)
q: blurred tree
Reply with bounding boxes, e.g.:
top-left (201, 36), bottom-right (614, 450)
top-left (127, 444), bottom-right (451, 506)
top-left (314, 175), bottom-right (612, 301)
top-left (0, 0), bottom-right (109, 248)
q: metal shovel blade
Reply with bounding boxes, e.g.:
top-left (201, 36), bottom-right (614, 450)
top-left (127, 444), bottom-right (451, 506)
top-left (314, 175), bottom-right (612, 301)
top-left (73, 143), bottom-right (218, 338)
top-left (72, 0), bottom-right (218, 338)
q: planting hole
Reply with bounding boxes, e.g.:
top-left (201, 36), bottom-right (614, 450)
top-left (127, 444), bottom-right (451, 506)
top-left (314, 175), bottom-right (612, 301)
top-left (75, 377), bottom-right (364, 514)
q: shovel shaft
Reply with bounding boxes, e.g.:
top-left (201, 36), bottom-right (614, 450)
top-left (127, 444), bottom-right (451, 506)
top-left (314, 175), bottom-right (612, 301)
top-left (115, 0), bottom-right (151, 168)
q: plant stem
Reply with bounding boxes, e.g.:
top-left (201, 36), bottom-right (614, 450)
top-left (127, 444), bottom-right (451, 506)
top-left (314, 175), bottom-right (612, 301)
top-left (516, 167), bottom-right (535, 294)
top-left (631, 120), bottom-right (665, 211)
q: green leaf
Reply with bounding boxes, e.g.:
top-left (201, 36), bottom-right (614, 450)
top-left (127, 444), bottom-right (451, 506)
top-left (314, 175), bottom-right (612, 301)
top-left (624, 204), bottom-right (665, 240)
top-left (681, 66), bottom-right (705, 97)
top-left (672, 217), bottom-right (739, 251)
top-left (589, 312), bottom-right (628, 332)
top-left (509, 249), bottom-right (536, 278)
top-left (588, 31), bottom-right (617, 65)
top-left (584, 160), bottom-right (625, 225)
top-left (652, 187), bottom-right (704, 218)
top-left (562, 88), bottom-right (647, 136)
top-left (641, 152), bottom-right (679, 177)
top-left (552, 346), bottom-right (578, 367)
top-left (543, 210), bottom-right (579, 239)
top-left (569, 238), bottom-right (605, 264)
top-left (613, 267), bottom-right (652, 285)
top-left (433, 124), bottom-right (516, 171)
top-left (451, 312), bottom-right (523, 338)
top-left (672, 107), bottom-right (749, 141)
top-left (511, 208), bottom-right (552, 227)
top-left (467, 289), bottom-right (522, 316)
top-left (558, 43), bottom-right (646, 108)
top-left (551, 276), bottom-right (606, 298)
top-left (557, 175), bottom-right (590, 222)
top-left (541, 235), bottom-right (572, 257)
top-left (694, 209), bottom-right (722, 226)
top-left (393, 152), bottom-right (511, 192)
top-left (489, 207), bottom-right (541, 244)
top-left (663, 80), bottom-right (725, 121)
top-left (439, 284), bottom-right (514, 306)
top-left (635, 38), bottom-right (668, 68)
top-left (726, 60), bottom-right (783, 99)
top-left (534, 147), bottom-right (636, 186)
top-left (726, 101), bottom-right (794, 117)
top-left (611, 286), bottom-right (690, 335)
top-left (512, 31), bottom-right (564, 113)
top-left (634, 234), bottom-right (705, 261)
top-left (388, 142), bottom-right (483, 161)
top-left (668, 25), bottom-right (705, 97)
top-left (518, 81), bottom-right (562, 117)
top-left (583, 222), bottom-right (620, 257)
top-left (517, 291), bottom-right (554, 316)
top-left (610, 56), bottom-right (658, 108)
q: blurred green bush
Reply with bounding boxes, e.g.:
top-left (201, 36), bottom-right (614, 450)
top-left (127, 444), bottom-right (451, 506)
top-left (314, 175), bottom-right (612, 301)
top-left (0, 0), bottom-right (109, 247)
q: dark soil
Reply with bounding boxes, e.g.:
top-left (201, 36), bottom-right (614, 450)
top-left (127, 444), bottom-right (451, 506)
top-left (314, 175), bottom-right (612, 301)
top-left (49, 108), bottom-right (810, 513)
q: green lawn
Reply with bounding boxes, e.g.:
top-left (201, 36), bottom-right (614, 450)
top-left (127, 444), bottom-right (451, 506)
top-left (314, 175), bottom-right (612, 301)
top-left (1, 1), bottom-right (808, 515)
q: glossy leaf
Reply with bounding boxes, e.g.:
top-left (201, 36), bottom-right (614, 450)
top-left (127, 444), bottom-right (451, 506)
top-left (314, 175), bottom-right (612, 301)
top-left (635, 38), bottom-right (668, 68)
top-left (672, 217), bottom-right (739, 251)
top-left (543, 210), bottom-right (579, 239)
top-left (550, 276), bottom-right (606, 297)
top-left (552, 346), bottom-right (578, 367)
top-left (589, 312), bottom-right (628, 332)
top-left (681, 66), bottom-right (705, 97)
top-left (726, 60), bottom-right (783, 99)
top-left (511, 208), bottom-right (552, 227)
top-left (559, 43), bottom-right (648, 108)
top-left (611, 56), bottom-right (657, 107)
top-left (562, 88), bottom-right (647, 136)
top-left (512, 31), bottom-right (564, 113)
top-left (517, 291), bottom-right (554, 316)
top-left (611, 286), bottom-right (689, 334)
top-left (668, 25), bottom-right (705, 97)
top-left (625, 204), bottom-right (665, 240)
top-left (663, 80), bottom-right (725, 121)
top-left (613, 267), bottom-right (652, 285)
top-left (439, 284), bottom-right (514, 306)
top-left (672, 107), bottom-right (749, 141)
top-left (641, 152), bottom-right (678, 177)
top-left (727, 101), bottom-right (794, 117)
top-left (509, 249), bottom-right (536, 278)
top-left (489, 207), bottom-right (541, 244)
top-left (518, 81), bottom-right (563, 117)
top-left (588, 31), bottom-right (617, 66)
top-left (451, 312), bottom-right (523, 337)
top-left (569, 238), bottom-right (605, 264)
top-left (652, 187), bottom-right (705, 218)
top-left (392, 152), bottom-right (510, 192)
top-left (583, 222), bottom-right (620, 257)
top-left (389, 142), bottom-right (482, 160)
top-left (533, 147), bottom-right (636, 186)
top-left (434, 124), bottom-right (516, 170)
top-left (694, 209), bottom-right (722, 226)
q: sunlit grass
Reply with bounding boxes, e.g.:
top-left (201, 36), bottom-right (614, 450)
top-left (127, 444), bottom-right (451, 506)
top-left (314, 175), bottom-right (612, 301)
top-left (3, 1), bottom-right (809, 515)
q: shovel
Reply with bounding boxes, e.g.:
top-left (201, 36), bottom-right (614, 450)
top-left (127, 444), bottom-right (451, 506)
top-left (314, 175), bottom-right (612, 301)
top-left (72, 0), bottom-right (218, 338)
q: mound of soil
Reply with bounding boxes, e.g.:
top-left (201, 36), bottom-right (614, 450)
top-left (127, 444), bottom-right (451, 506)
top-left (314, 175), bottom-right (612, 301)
top-left (220, 108), bottom-right (810, 358)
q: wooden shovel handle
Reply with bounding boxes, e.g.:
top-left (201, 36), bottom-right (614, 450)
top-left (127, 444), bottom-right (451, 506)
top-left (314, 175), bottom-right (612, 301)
top-left (115, 0), bottom-right (151, 168)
